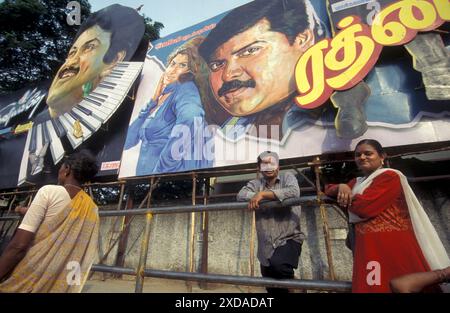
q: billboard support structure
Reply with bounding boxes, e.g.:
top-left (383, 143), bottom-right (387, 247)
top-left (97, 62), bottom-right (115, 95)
top-left (104, 182), bottom-right (126, 276)
top-left (199, 178), bottom-right (210, 290)
top-left (187, 173), bottom-right (197, 292)
top-left (313, 157), bottom-right (336, 281)
top-left (250, 204), bottom-right (256, 278)
top-left (114, 187), bottom-right (136, 278)
top-left (88, 185), bottom-right (153, 282)
top-left (135, 177), bottom-right (157, 293)
top-left (2, 150), bottom-right (450, 291)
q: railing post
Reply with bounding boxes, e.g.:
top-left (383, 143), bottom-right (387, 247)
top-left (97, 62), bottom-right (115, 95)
top-left (88, 186), bottom-right (105, 281)
top-left (312, 157), bottom-right (336, 280)
top-left (249, 172), bottom-right (258, 279)
top-left (92, 188), bottom-right (152, 278)
top-left (187, 173), bottom-right (197, 292)
top-left (102, 182), bottom-right (126, 276)
top-left (114, 187), bottom-right (134, 278)
top-left (135, 177), bottom-right (156, 293)
top-left (199, 178), bottom-right (210, 290)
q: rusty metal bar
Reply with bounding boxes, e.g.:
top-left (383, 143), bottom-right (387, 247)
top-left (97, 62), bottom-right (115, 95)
top-left (194, 187), bottom-right (316, 200)
top-left (292, 167), bottom-right (317, 189)
top-left (0, 197), bottom-right (327, 222)
top-left (87, 188), bottom-right (154, 282)
top-left (313, 157), bottom-right (336, 280)
top-left (249, 210), bottom-right (256, 278)
top-left (135, 177), bottom-right (157, 293)
top-left (114, 190), bottom-right (134, 278)
top-left (91, 264), bottom-right (352, 292)
top-left (187, 173), bottom-right (197, 292)
top-left (407, 174), bottom-right (450, 182)
top-left (104, 183), bottom-right (126, 267)
top-left (199, 178), bottom-right (210, 290)
top-left (97, 196), bottom-right (321, 217)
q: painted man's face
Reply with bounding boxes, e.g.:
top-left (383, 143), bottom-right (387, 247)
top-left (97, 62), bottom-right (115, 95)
top-left (163, 53), bottom-right (190, 86)
top-left (207, 18), bottom-right (313, 117)
top-left (47, 25), bottom-right (113, 118)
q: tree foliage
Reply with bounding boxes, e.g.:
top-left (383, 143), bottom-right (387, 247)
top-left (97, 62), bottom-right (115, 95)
top-left (0, 0), bottom-right (164, 95)
top-left (143, 15), bottom-right (164, 43)
top-left (0, 0), bottom-right (91, 93)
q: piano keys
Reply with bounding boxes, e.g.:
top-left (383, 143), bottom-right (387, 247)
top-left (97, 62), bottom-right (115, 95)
top-left (58, 113), bottom-right (83, 148)
top-left (72, 107), bottom-right (103, 131)
top-left (41, 120), bottom-right (50, 145)
top-left (77, 101), bottom-right (110, 121)
top-left (28, 122), bottom-right (38, 153)
top-left (34, 124), bottom-right (43, 158)
top-left (18, 127), bottom-right (33, 186)
top-left (29, 123), bottom-right (49, 175)
top-left (45, 120), bottom-right (65, 164)
top-left (18, 62), bottom-right (143, 183)
top-left (51, 116), bottom-right (66, 138)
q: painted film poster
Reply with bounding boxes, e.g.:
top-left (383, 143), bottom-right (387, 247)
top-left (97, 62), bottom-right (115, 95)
top-left (119, 0), bottom-right (450, 179)
top-left (0, 4), bottom-right (146, 189)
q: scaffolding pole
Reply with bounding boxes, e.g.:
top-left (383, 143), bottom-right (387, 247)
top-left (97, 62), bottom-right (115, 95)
top-left (312, 157), bottom-right (336, 280)
top-left (199, 178), bottom-right (210, 290)
top-left (135, 177), bottom-right (157, 293)
top-left (187, 173), bottom-right (197, 292)
top-left (92, 264), bottom-right (351, 292)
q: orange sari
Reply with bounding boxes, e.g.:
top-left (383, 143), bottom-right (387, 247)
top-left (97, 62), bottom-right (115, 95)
top-left (0, 190), bottom-right (99, 293)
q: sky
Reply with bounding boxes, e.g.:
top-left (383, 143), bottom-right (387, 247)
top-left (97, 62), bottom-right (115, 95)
top-left (90, 0), bottom-right (253, 37)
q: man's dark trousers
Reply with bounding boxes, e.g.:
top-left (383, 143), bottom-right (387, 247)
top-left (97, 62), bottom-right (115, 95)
top-left (260, 239), bottom-right (302, 293)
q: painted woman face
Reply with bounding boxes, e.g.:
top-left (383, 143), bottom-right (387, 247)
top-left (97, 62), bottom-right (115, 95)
top-left (163, 53), bottom-right (190, 86)
top-left (354, 143), bottom-right (385, 175)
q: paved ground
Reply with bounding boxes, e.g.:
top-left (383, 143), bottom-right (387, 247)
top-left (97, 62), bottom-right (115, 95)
top-left (82, 275), bottom-right (266, 293)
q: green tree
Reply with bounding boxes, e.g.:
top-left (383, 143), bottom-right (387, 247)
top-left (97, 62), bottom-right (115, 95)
top-left (0, 0), bottom-right (91, 94)
top-left (0, 1), bottom-right (164, 95)
top-left (143, 15), bottom-right (164, 43)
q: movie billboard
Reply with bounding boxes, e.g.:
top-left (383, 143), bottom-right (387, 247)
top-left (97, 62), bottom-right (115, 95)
top-left (114, 0), bottom-right (448, 178)
top-left (0, 4), bottom-right (146, 189)
top-left (0, 85), bottom-right (48, 189)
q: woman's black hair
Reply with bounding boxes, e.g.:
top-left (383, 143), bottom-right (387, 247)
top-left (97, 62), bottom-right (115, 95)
top-left (355, 139), bottom-right (386, 157)
top-left (63, 150), bottom-right (99, 184)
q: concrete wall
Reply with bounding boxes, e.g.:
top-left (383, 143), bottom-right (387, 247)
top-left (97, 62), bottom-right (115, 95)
top-left (95, 179), bottom-right (449, 283)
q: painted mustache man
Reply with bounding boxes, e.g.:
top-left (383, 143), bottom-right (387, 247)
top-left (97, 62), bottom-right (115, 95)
top-left (46, 4), bottom-right (144, 118)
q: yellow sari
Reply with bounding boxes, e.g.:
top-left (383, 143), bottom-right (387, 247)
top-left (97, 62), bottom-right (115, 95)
top-left (0, 189), bottom-right (99, 293)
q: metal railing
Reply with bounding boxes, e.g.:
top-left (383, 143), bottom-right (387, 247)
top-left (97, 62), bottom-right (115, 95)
top-left (98, 196), bottom-right (321, 216)
top-left (91, 195), bottom-right (350, 292)
top-left (0, 195), bottom-right (352, 292)
top-left (92, 264), bottom-right (352, 292)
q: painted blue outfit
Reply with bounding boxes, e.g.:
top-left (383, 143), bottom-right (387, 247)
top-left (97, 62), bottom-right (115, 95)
top-left (124, 81), bottom-right (212, 176)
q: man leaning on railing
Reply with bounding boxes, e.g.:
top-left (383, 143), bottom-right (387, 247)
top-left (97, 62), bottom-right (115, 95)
top-left (237, 151), bottom-right (305, 293)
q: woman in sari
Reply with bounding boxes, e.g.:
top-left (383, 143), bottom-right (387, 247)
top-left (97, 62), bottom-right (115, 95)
top-left (0, 150), bottom-right (99, 292)
top-left (325, 139), bottom-right (449, 293)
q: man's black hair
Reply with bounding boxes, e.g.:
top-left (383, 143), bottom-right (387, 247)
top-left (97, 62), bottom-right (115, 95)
top-left (75, 4), bottom-right (145, 64)
top-left (199, 0), bottom-right (323, 62)
top-left (257, 151), bottom-right (279, 166)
